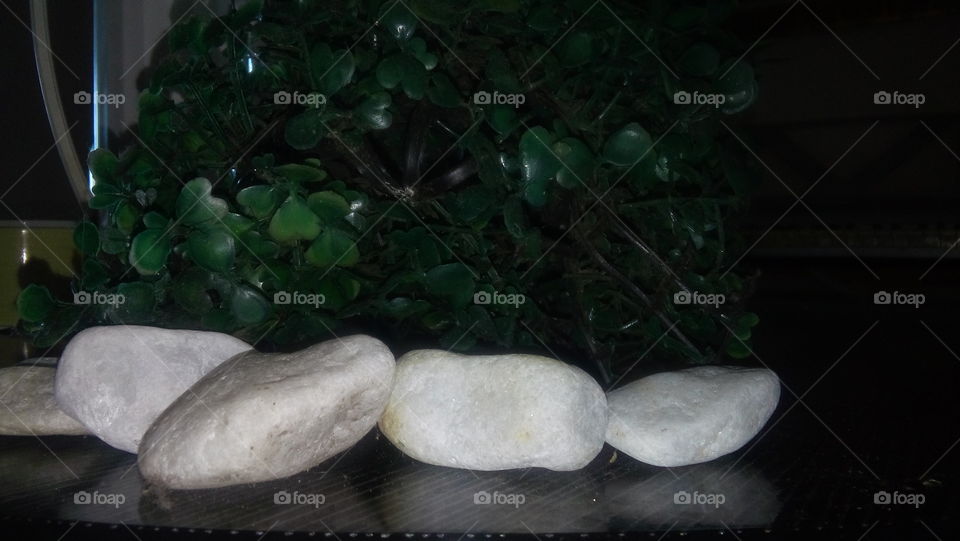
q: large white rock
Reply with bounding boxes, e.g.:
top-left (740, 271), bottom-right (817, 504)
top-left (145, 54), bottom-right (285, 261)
top-left (379, 350), bottom-right (608, 471)
top-left (605, 366), bottom-right (780, 467)
top-left (138, 334), bottom-right (395, 489)
top-left (0, 364), bottom-right (88, 435)
top-left (55, 325), bottom-right (253, 452)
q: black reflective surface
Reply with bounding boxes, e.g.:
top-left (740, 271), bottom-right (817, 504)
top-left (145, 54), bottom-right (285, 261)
top-left (1, 260), bottom-right (957, 539)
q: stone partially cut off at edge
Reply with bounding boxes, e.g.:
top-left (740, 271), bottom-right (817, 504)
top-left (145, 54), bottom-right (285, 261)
top-left (379, 350), bottom-right (608, 471)
top-left (0, 365), bottom-right (88, 436)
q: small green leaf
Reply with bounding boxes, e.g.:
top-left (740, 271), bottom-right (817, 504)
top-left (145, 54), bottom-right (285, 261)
top-left (73, 221), bottom-right (100, 255)
top-left (356, 92), bottom-right (393, 130)
top-left (425, 263), bottom-right (475, 309)
top-left (379, 2), bottom-right (418, 40)
top-left (274, 163), bottom-right (327, 183)
top-left (718, 60), bottom-right (758, 114)
top-left (310, 44), bottom-right (355, 96)
top-left (306, 229), bottom-right (360, 267)
top-left (221, 213), bottom-right (254, 236)
top-left (519, 126), bottom-right (559, 206)
top-left (129, 229), bottom-right (171, 275)
top-left (110, 282), bottom-right (156, 323)
top-left (16, 284), bottom-right (55, 323)
top-left (603, 123), bottom-right (654, 166)
top-left (239, 231), bottom-right (280, 258)
top-left (143, 211), bottom-right (170, 229)
top-left (558, 32), bottom-right (592, 67)
top-left (237, 185), bottom-right (280, 219)
top-left (285, 108), bottom-right (326, 150)
top-left (188, 229), bottom-right (236, 272)
top-left (269, 195), bottom-right (321, 243)
top-left (503, 194), bottom-right (526, 238)
top-left (553, 137), bottom-right (595, 188)
top-left (230, 285), bottom-right (271, 325)
top-left (88, 149), bottom-right (119, 185)
top-left (173, 267), bottom-right (215, 316)
top-left (307, 191), bottom-right (350, 223)
top-left (376, 55), bottom-right (403, 89)
top-left (176, 178), bottom-right (228, 226)
top-left (726, 339), bottom-right (752, 359)
top-left (80, 258), bottom-right (110, 290)
top-left (115, 202), bottom-right (140, 235)
top-left (399, 54), bottom-right (427, 99)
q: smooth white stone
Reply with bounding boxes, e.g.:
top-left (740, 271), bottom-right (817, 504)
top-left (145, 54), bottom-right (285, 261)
top-left (138, 335), bottom-right (395, 489)
top-left (0, 365), bottom-right (88, 435)
top-left (379, 350), bottom-right (608, 471)
top-left (55, 325), bottom-right (252, 452)
top-left (605, 366), bottom-right (780, 467)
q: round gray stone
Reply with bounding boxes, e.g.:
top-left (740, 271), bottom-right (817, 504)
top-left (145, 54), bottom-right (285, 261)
top-left (138, 335), bottom-right (395, 489)
top-left (55, 325), bottom-right (253, 452)
top-left (379, 350), bottom-right (608, 471)
top-left (605, 366), bottom-right (780, 467)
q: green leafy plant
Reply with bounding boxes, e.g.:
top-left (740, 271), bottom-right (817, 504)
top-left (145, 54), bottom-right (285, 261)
top-left (18, 0), bottom-right (761, 383)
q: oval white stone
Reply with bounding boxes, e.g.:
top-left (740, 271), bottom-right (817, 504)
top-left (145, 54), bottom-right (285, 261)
top-left (379, 350), bottom-right (608, 471)
top-left (55, 325), bottom-right (253, 452)
top-left (0, 365), bottom-right (88, 435)
top-left (605, 366), bottom-right (780, 467)
top-left (138, 335), bottom-right (395, 489)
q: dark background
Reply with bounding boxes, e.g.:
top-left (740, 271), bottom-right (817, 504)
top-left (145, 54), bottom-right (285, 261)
top-left (1, 1), bottom-right (959, 539)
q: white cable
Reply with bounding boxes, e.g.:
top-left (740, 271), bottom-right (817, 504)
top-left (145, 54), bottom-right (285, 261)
top-left (29, 0), bottom-right (90, 204)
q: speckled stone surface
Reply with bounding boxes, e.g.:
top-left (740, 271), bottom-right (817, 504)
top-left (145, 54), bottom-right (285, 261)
top-left (606, 366), bottom-right (780, 467)
top-left (138, 335), bottom-right (395, 489)
top-left (55, 326), bottom-right (252, 452)
top-left (379, 350), bottom-right (608, 471)
top-left (0, 365), bottom-right (88, 435)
